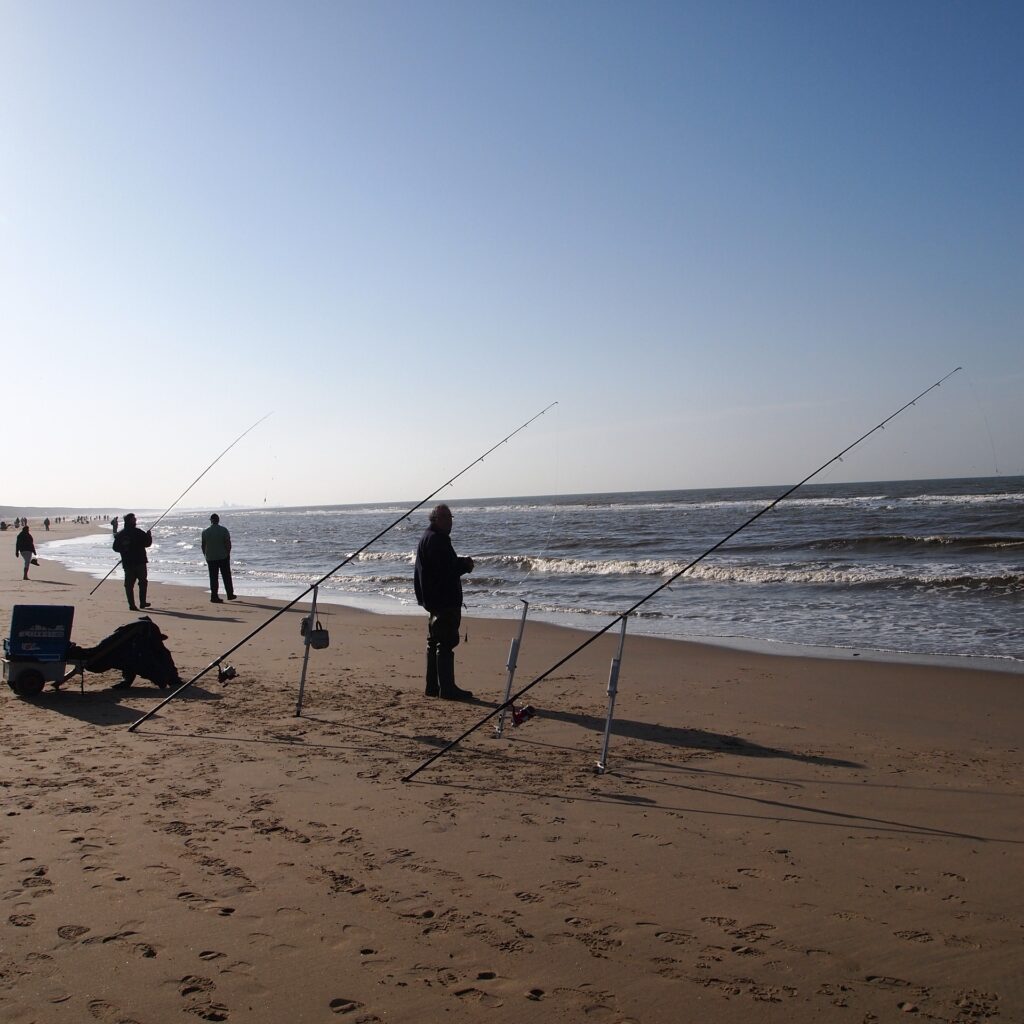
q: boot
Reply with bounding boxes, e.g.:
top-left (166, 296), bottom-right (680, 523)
top-left (437, 648), bottom-right (473, 702)
top-left (424, 649), bottom-right (439, 697)
top-left (139, 580), bottom-right (150, 609)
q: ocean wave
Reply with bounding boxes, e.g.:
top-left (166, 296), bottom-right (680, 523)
top-left (460, 552), bottom-right (1024, 592)
top-left (796, 534), bottom-right (1024, 553)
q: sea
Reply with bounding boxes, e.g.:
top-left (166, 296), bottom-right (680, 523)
top-left (40, 476), bottom-right (1023, 670)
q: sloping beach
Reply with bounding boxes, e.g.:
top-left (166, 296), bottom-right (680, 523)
top-left (1, 525), bottom-right (1021, 1023)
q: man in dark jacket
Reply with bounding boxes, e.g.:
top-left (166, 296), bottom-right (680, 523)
top-left (201, 513), bottom-right (237, 603)
top-left (112, 512), bottom-right (152, 611)
top-left (414, 504), bottom-right (474, 701)
top-left (15, 524), bottom-right (36, 580)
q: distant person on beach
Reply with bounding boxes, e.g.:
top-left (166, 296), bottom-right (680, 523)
top-left (201, 513), bottom-right (236, 603)
top-left (112, 513), bottom-right (152, 611)
top-left (414, 503), bottom-right (474, 701)
top-left (16, 524), bottom-right (37, 579)
top-left (111, 516), bottom-right (118, 534)
top-left (43, 517), bottom-right (50, 531)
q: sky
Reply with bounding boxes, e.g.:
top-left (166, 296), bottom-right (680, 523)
top-left (2, 0), bottom-right (1021, 510)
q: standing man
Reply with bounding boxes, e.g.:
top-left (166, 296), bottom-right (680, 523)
top-left (15, 523), bottom-right (37, 579)
top-left (201, 513), bottom-right (236, 603)
top-left (413, 503), bottom-right (474, 701)
top-left (112, 513), bottom-right (152, 611)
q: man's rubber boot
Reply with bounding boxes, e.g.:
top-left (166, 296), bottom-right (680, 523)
top-left (424, 650), bottom-right (439, 697)
top-left (437, 648), bottom-right (473, 701)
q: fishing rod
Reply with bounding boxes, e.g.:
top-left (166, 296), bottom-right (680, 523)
top-left (402, 367), bottom-right (963, 782)
top-left (91, 413), bottom-right (273, 596)
top-left (128, 401), bottom-right (559, 732)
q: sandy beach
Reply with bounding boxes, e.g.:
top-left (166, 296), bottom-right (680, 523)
top-left (1, 521), bottom-right (1021, 1023)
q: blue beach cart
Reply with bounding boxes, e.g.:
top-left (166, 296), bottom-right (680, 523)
top-left (2, 605), bottom-right (76, 697)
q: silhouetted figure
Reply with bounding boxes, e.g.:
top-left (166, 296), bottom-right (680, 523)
top-left (201, 513), bottom-right (237, 603)
top-left (112, 513), bottom-right (152, 611)
top-left (16, 525), bottom-right (36, 579)
top-left (414, 504), bottom-right (474, 701)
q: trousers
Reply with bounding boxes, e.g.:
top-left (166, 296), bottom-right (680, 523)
top-left (123, 563), bottom-right (148, 609)
top-left (207, 558), bottom-right (235, 598)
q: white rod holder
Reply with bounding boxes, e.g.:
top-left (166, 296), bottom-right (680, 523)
top-left (295, 584), bottom-right (318, 717)
top-left (495, 599), bottom-right (529, 738)
top-left (595, 615), bottom-right (628, 774)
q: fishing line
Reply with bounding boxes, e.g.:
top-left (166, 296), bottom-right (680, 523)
top-left (507, 401), bottom-right (563, 600)
top-left (128, 402), bottom-right (558, 732)
top-left (963, 370), bottom-right (1003, 476)
top-left (90, 413), bottom-right (272, 596)
top-left (402, 368), bottom-right (963, 782)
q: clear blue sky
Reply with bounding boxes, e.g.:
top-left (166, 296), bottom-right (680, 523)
top-left (2, 0), bottom-right (1021, 509)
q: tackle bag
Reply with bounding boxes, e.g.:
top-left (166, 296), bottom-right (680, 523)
top-left (67, 617), bottom-right (182, 689)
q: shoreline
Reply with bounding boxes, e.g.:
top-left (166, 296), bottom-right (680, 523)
top-left (38, 525), bottom-right (1024, 677)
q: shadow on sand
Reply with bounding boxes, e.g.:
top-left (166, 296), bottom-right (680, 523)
top-left (456, 701), bottom-right (863, 769)
top-left (7, 683), bottom-right (222, 726)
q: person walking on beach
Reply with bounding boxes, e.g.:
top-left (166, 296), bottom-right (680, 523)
top-left (201, 513), bottom-right (236, 603)
top-left (15, 524), bottom-right (37, 579)
top-left (414, 503), bottom-right (474, 701)
top-left (112, 513), bottom-right (152, 611)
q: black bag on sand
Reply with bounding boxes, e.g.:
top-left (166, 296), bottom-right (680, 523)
top-left (67, 617), bottom-right (182, 689)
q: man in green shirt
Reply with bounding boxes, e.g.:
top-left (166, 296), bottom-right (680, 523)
top-left (201, 513), bottom-right (237, 604)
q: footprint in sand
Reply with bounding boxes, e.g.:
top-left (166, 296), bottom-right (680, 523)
top-left (865, 974), bottom-right (913, 988)
top-left (179, 974), bottom-right (215, 997)
top-left (9, 913), bottom-right (35, 926)
top-left (329, 997), bottom-right (364, 1013)
top-left (87, 999), bottom-right (140, 1023)
top-left (178, 891), bottom-right (213, 908)
top-left (455, 987), bottom-right (503, 1008)
top-left (57, 924), bottom-right (90, 939)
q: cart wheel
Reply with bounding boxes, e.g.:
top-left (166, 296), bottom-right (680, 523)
top-left (12, 669), bottom-right (45, 698)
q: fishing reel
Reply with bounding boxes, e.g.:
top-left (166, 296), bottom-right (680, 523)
top-left (511, 704), bottom-right (535, 727)
top-left (217, 663), bottom-right (238, 683)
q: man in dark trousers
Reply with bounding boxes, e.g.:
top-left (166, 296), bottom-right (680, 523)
top-left (414, 503), bottom-right (474, 701)
top-left (112, 513), bottom-right (152, 611)
top-left (201, 513), bottom-right (237, 603)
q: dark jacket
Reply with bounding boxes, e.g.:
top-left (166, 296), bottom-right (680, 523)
top-left (16, 529), bottom-right (35, 555)
top-left (414, 526), bottom-right (472, 612)
top-left (113, 525), bottom-right (152, 567)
